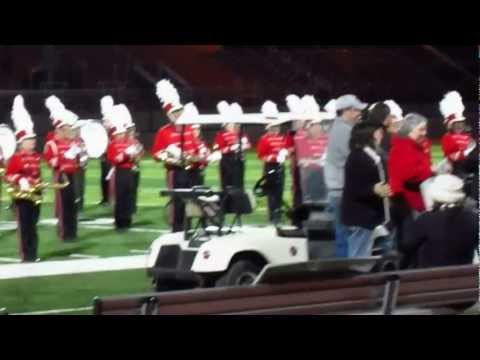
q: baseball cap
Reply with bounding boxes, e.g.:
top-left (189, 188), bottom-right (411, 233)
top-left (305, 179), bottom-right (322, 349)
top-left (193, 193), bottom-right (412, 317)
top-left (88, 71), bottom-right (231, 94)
top-left (336, 94), bottom-right (368, 111)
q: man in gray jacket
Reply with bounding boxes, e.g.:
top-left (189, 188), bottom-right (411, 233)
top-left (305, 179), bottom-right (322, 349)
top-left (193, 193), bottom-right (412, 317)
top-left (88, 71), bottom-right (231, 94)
top-left (325, 94), bottom-right (367, 257)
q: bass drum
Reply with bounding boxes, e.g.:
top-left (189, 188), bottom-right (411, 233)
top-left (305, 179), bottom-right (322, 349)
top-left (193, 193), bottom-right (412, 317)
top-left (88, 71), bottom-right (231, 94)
top-left (79, 120), bottom-right (109, 159)
top-left (0, 124), bottom-right (16, 161)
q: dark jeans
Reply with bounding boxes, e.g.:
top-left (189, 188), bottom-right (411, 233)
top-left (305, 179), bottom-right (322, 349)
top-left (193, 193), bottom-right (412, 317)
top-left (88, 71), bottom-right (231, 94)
top-left (328, 193), bottom-right (349, 258)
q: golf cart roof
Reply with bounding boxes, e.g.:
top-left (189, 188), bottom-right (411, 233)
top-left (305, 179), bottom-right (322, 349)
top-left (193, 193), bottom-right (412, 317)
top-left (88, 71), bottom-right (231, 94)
top-left (174, 111), bottom-right (332, 126)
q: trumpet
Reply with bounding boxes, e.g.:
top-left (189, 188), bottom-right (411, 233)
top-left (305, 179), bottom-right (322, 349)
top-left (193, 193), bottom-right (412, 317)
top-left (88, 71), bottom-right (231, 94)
top-left (157, 149), bottom-right (208, 170)
top-left (7, 180), bottom-right (70, 206)
top-left (182, 153), bottom-right (210, 170)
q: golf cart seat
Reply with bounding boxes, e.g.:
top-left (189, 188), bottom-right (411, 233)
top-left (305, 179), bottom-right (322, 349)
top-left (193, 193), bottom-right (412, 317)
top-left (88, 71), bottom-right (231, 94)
top-left (277, 201), bottom-right (334, 242)
top-left (301, 201), bottom-right (334, 240)
top-left (221, 187), bottom-right (256, 215)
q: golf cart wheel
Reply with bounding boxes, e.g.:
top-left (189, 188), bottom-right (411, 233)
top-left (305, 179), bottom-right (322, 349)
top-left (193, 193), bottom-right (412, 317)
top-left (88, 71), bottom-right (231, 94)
top-left (216, 260), bottom-right (261, 287)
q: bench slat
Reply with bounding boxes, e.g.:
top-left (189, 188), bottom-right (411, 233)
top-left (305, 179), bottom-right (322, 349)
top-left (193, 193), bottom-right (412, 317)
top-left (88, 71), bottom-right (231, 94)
top-left (93, 265), bottom-right (479, 315)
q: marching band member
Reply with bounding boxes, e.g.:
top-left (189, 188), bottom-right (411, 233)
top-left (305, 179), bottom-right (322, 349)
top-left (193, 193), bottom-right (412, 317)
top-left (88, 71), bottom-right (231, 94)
top-left (43, 96), bottom-right (81, 241)
top-left (151, 79), bottom-right (196, 232)
top-left (190, 123), bottom-right (211, 186)
top-left (296, 96), bottom-right (331, 201)
top-left (257, 101), bottom-right (288, 223)
top-left (214, 101), bottom-right (251, 191)
top-left (99, 96), bottom-right (114, 205)
top-left (5, 96), bottom-right (42, 262)
top-left (126, 112), bottom-right (144, 215)
top-left (72, 120), bottom-right (89, 212)
top-left (285, 94), bottom-right (306, 225)
top-left (107, 104), bottom-right (143, 230)
top-left (439, 91), bottom-right (475, 177)
top-left (44, 96), bottom-right (64, 144)
top-left (160, 101), bottom-right (207, 188)
top-left (0, 124), bottom-right (16, 211)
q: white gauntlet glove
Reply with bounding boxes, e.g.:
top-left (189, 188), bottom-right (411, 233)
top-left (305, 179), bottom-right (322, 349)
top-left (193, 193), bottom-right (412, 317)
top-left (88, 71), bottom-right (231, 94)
top-left (276, 148), bottom-right (289, 164)
top-left (125, 145), bottom-right (137, 156)
top-left (63, 148), bottom-right (76, 160)
top-left (64, 145), bottom-right (81, 160)
top-left (157, 151), bottom-right (168, 161)
top-left (79, 154), bottom-right (89, 167)
top-left (230, 143), bottom-right (240, 152)
top-left (207, 150), bottom-right (222, 163)
top-left (166, 145), bottom-right (182, 160)
top-left (19, 178), bottom-right (30, 191)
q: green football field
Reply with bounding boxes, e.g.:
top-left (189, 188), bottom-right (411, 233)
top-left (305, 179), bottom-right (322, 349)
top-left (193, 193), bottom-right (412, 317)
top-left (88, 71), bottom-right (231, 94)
top-left (0, 148), bottom-right (445, 314)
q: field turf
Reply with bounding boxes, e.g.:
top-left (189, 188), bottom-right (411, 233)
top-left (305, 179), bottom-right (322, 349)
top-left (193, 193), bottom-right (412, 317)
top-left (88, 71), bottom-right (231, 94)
top-left (0, 148), bottom-right (445, 314)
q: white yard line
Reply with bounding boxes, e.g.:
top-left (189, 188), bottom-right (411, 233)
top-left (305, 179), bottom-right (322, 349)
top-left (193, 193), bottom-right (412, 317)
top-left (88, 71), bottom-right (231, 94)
top-left (20, 218), bottom-right (168, 234)
top-left (0, 222), bottom-right (17, 231)
top-left (0, 255), bottom-right (148, 280)
top-left (76, 223), bottom-right (167, 233)
top-left (69, 254), bottom-right (100, 259)
top-left (12, 306), bottom-right (93, 315)
top-left (0, 257), bottom-right (21, 263)
top-left (130, 249), bottom-right (150, 254)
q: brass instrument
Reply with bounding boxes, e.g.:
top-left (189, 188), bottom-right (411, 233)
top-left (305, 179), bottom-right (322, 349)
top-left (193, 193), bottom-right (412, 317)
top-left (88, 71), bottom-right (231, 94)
top-left (181, 153), bottom-right (209, 171)
top-left (7, 180), bottom-right (70, 206)
top-left (159, 151), bottom-right (195, 170)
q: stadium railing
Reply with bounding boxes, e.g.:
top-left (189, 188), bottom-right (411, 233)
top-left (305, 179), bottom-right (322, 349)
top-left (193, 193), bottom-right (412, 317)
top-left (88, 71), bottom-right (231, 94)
top-left (92, 264), bottom-right (478, 315)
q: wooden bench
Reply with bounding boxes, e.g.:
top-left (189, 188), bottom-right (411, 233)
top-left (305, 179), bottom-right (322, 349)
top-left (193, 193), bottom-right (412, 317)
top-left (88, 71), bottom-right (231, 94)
top-left (92, 264), bottom-right (479, 315)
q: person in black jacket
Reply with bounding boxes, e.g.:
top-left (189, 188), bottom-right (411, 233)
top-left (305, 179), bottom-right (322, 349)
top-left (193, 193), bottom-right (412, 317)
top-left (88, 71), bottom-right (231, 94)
top-left (402, 174), bottom-right (478, 269)
top-left (341, 122), bottom-right (393, 258)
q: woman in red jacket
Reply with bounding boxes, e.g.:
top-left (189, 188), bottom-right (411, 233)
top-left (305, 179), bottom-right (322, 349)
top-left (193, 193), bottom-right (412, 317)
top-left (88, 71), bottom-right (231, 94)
top-left (388, 113), bottom-right (434, 263)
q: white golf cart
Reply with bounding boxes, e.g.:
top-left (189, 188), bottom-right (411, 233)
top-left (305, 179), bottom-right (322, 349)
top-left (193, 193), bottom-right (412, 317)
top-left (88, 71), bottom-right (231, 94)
top-left (146, 109), bottom-right (396, 291)
top-left (147, 181), bottom-right (337, 290)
